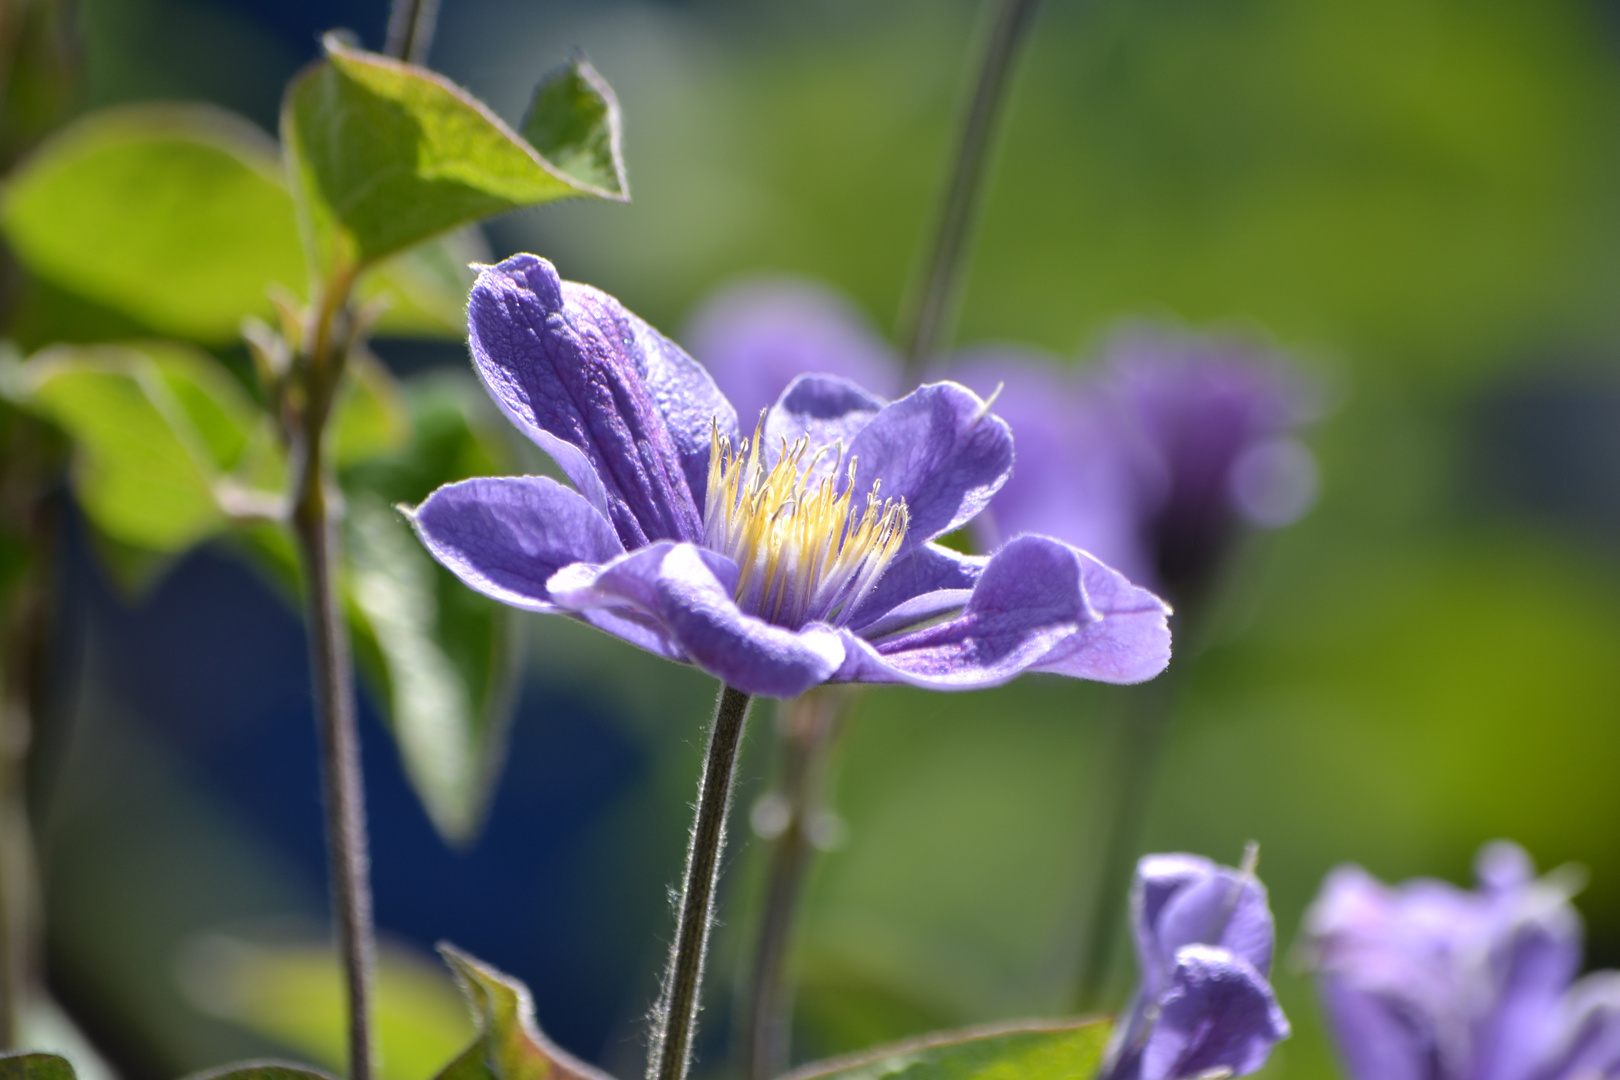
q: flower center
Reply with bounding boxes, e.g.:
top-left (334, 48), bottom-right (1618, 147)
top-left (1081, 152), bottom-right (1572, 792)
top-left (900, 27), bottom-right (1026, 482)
top-left (703, 421), bottom-right (908, 629)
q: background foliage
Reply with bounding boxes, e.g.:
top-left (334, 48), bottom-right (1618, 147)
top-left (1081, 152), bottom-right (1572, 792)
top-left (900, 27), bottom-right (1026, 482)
top-left (16, 1), bottom-right (1620, 1080)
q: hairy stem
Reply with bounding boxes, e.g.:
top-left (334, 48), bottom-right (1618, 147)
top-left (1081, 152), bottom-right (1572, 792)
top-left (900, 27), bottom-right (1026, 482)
top-left (738, 688), bottom-right (849, 1080)
top-left (1071, 672), bottom-right (1179, 1012)
top-left (293, 267), bottom-right (376, 1080)
top-left (898, 0), bottom-right (1044, 375)
top-left (384, 0), bottom-right (441, 63)
top-left (650, 684), bottom-right (753, 1080)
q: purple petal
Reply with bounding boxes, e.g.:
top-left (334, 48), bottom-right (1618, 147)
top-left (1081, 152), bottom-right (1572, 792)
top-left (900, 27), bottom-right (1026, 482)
top-left (1542, 974), bottom-right (1620, 1079)
top-left (1132, 855), bottom-right (1220, 991)
top-left (1475, 894), bottom-right (1584, 1080)
top-left (847, 542), bottom-right (987, 634)
top-left (1032, 549), bottom-right (1170, 684)
top-left (549, 543), bottom-right (846, 698)
top-left (468, 254), bottom-right (734, 548)
top-left (407, 476), bottom-right (625, 611)
top-left (682, 276), bottom-right (899, 424)
top-left (843, 381), bottom-right (1014, 554)
top-left (1314, 978), bottom-right (1432, 1080)
top-left (762, 374), bottom-right (888, 475)
top-left (1139, 946), bottom-right (1289, 1080)
top-left (1156, 869), bottom-right (1276, 980)
top-left (832, 535), bottom-right (1090, 690)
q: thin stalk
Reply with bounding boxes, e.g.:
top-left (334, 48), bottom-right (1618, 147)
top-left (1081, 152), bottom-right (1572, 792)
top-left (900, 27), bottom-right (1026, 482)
top-left (384, 0), bottom-right (441, 64)
top-left (1071, 670), bottom-right (1180, 1012)
top-left (292, 266), bottom-right (377, 1080)
top-left (897, 0), bottom-right (1044, 376)
top-left (737, 688), bottom-right (849, 1080)
top-left (649, 684), bottom-right (753, 1080)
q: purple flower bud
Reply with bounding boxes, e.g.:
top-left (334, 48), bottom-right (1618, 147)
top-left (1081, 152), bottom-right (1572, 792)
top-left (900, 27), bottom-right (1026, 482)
top-left (1102, 851), bottom-right (1290, 1080)
top-left (1304, 841), bottom-right (1619, 1080)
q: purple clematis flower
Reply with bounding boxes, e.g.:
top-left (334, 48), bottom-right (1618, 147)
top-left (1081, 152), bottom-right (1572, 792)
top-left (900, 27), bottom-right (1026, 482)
top-left (1100, 850), bottom-right (1290, 1080)
top-left (683, 278), bottom-right (1317, 609)
top-left (1304, 841), bottom-right (1620, 1080)
top-left (407, 255), bottom-right (1172, 699)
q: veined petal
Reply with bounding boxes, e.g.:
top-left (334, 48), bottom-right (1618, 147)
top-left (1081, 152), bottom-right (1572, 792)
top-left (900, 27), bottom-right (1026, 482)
top-left (1032, 549), bottom-right (1171, 684)
top-left (1139, 947), bottom-right (1289, 1080)
top-left (550, 543), bottom-right (846, 698)
top-left (843, 381), bottom-right (1014, 555)
top-left (831, 535), bottom-right (1090, 690)
top-left (762, 374), bottom-right (888, 477)
top-left (407, 476), bottom-right (624, 612)
top-left (468, 254), bottom-right (734, 548)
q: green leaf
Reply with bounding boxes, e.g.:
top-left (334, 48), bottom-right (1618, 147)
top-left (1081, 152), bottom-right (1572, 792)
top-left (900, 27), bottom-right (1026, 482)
top-left (341, 374), bottom-right (518, 843)
top-left (0, 1053), bottom-right (76, 1080)
top-left (435, 945), bottom-right (615, 1080)
top-left (520, 56), bottom-right (628, 199)
top-left (177, 937), bottom-right (472, 1080)
top-left (345, 497), bottom-right (516, 843)
top-left (282, 35), bottom-right (627, 274)
top-left (183, 1065), bottom-right (337, 1080)
top-left (1, 105), bottom-right (307, 345)
top-left (781, 1018), bottom-right (1112, 1080)
top-left (21, 342), bottom-right (258, 553)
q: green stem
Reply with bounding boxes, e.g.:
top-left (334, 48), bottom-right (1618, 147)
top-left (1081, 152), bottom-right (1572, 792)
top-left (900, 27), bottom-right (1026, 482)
top-left (898, 0), bottom-right (1044, 375)
top-left (649, 684), bottom-right (753, 1080)
top-left (293, 265), bottom-right (377, 1080)
top-left (738, 688), bottom-right (849, 1080)
top-left (0, 591), bottom-right (43, 1050)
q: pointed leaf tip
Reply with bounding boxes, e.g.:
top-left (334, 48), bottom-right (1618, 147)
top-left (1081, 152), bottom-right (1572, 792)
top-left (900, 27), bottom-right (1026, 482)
top-left (435, 944), bottom-right (619, 1080)
top-left (521, 56), bottom-right (628, 200)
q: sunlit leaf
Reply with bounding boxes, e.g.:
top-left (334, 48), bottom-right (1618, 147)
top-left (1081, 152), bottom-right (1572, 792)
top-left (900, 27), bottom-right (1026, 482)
top-left (520, 56), bottom-right (627, 199)
top-left (21, 342), bottom-right (256, 552)
top-left (341, 374), bottom-right (518, 843)
top-left (345, 497), bottom-right (516, 843)
top-left (781, 1018), bottom-right (1111, 1080)
top-left (435, 945), bottom-right (615, 1080)
top-left (0, 105), bottom-right (306, 345)
top-left (282, 35), bottom-right (626, 275)
top-left (0, 1053), bottom-right (75, 1080)
top-left (177, 935), bottom-right (472, 1080)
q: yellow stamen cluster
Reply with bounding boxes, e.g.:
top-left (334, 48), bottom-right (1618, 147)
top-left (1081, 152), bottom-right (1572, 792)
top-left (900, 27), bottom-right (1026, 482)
top-left (704, 420), bottom-right (908, 628)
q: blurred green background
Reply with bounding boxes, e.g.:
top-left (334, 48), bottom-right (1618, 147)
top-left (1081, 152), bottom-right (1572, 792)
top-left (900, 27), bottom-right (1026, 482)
top-left (23, 1), bottom-right (1620, 1079)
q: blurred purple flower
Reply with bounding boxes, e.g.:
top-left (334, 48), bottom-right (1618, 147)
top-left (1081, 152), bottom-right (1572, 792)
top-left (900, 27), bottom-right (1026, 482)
top-left (408, 255), bottom-right (1171, 699)
top-left (683, 278), bottom-right (1317, 607)
top-left (1304, 841), bottom-right (1620, 1080)
top-left (1101, 851), bottom-right (1290, 1080)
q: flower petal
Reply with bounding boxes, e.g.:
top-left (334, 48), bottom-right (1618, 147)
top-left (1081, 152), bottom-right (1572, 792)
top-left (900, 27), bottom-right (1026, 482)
top-left (1139, 946), bottom-right (1289, 1080)
top-left (1313, 978), bottom-right (1433, 1080)
top-left (843, 381), bottom-right (1014, 554)
top-left (848, 542), bottom-right (986, 633)
top-left (832, 535), bottom-right (1090, 690)
top-left (1156, 867), bottom-right (1276, 980)
top-left (407, 476), bottom-right (625, 612)
top-left (762, 374), bottom-right (887, 475)
top-left (550, 542), bottom-right (846, 698)
top-left (1031, 549), bottom-right (1170, 684)
top-left (467, 254), bottom-right (734, 547)
top-left (683, 276), bottom-right (899, 424)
